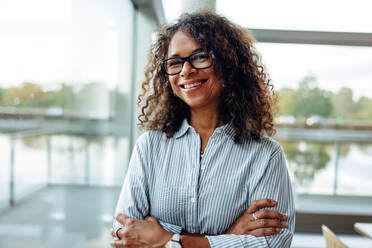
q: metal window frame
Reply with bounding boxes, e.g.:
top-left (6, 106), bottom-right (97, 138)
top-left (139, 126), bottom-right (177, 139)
top-left (250, 28), bottom-right (372, 47)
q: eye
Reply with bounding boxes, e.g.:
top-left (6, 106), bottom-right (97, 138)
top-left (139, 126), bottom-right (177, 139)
top-left (167, 59), bottom-right (183, 67)
top-left (192, 52), bottom-right (209, 62)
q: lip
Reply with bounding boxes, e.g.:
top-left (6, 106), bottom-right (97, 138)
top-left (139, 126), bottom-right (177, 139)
top-left (179, 79), bottom-right (207, 86)
top-left (179, 79), bottom-right (208, 92)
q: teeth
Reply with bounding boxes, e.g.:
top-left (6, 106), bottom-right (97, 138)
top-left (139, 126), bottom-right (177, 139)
top-left (183, 81), bottom-right (203, 89)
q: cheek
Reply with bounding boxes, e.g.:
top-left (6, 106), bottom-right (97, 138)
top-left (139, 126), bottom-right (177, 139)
top-left (169, 76), bottom-right (179, 91)
top-left (209, 75), bottom-right (223, 92)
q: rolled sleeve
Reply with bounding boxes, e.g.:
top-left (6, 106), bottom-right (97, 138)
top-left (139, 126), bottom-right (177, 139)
top-left (206, 229), bottom-right (293, 248)
top-left (159, 220), bottom-right (183, 234)
top-left (206, 234), bottom-right (244, 248)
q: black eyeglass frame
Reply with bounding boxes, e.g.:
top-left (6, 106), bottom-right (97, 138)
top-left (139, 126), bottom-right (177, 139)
top-left (161, 50), bottom-right (214, 76)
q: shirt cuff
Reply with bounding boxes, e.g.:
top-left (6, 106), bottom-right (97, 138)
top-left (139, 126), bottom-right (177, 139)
top-left (206, 234), bottom-right (244, 248)
top-left (158, 220), bottom-right (182, 234)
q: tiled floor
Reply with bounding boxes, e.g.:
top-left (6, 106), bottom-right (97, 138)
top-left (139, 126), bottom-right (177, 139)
top-left (1, 185), bottom-right (371, 248)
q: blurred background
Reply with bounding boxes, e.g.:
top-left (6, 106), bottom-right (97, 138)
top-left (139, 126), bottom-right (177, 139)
top-left (0, 0), bottom-right (371, 247)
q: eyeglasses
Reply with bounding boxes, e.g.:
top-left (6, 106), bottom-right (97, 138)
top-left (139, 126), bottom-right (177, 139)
top-left (162, 50), bottom-right (213, 75)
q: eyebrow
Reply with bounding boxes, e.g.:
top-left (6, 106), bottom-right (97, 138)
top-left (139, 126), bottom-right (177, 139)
top-left (168, 48), bottom-right (204, 59)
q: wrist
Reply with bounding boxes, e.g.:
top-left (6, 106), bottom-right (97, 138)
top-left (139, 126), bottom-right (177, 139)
top-left (161, 231), bottom-right (174, 247)
top-left (180, 234), bottom-right (209, 248)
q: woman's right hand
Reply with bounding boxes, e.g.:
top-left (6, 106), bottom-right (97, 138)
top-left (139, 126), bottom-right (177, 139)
top-left (225, 199), bottom-right (287, 237)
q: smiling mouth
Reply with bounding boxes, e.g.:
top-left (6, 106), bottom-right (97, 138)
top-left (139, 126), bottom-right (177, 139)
top-left (181, 79), bottom-right (208, 89)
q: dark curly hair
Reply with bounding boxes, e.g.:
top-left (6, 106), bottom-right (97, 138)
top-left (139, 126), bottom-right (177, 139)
top-left (137, 11), bottom-right (276, 142)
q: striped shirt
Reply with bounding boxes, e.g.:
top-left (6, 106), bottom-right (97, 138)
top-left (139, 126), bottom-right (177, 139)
top-left (114, 119), bottom-right (295, 247)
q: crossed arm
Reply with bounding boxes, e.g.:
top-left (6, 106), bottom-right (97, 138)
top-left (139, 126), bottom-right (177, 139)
top-left (111, 140), bottom-right (295, 247)
top-left (110, 199), bottom-right (288, 248)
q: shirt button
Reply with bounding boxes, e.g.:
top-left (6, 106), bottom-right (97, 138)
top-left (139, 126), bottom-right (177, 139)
top-left (191, 198), bottom-right (196, 203)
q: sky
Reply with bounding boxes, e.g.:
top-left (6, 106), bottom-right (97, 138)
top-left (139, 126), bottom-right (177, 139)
top-left (0, 0), bottom-right (371, 99)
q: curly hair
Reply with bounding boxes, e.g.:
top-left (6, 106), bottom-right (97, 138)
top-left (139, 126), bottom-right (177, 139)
top-left (137, 11), bottom-right (276, 142)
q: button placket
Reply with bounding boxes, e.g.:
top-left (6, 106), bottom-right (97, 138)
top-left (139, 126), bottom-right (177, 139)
top-left (188, 134), bottom-right (199, 232)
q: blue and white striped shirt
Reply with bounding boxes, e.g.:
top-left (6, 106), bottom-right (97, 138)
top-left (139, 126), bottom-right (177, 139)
top-left (114, 119), bottom-right (295, 247)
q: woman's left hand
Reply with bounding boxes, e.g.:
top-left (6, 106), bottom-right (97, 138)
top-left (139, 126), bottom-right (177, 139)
top-left (110, 213), bottom-right (173, 248)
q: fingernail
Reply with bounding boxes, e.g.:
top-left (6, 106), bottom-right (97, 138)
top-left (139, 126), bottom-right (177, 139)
top-left (276, 228), bottom-right (281, 232)
top-left (271, 200), bottom-right (276, 204)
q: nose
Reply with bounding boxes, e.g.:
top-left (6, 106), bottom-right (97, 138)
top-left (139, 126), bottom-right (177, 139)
top-left (180, 61), bottom-right (196, 77)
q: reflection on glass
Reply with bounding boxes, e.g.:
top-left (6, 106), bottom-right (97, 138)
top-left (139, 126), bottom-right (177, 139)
top-left (282, 141), bottom-right (332, 185)
top-left (280, 140), bottom-right (372, 196)
top-left (51, 135), bottom-right (86, 184)
top-left (337, 143), bottom-right (372, 195)
top-left (14, 136), bottom-right (48, 201)
top-left (0, 135), bottom-right (11, 209)
top-left (50, 135), bottom-right (128, 186)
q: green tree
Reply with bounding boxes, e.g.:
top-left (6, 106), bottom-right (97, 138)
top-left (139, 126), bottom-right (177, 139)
top-left (331, 87), bottom-right (355, 119)
top-left (282, 141), bottom-right (332, 185)
top-left (277, 88), bottom-right (296, 115)
top-left (354, 97), bottom-right (372, 120)
top-left (277, 74), bottom-right (333, 119)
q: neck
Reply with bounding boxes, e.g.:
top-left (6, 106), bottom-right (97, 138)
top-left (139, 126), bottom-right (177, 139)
top-left (189, 106), bottom-right (221, 135)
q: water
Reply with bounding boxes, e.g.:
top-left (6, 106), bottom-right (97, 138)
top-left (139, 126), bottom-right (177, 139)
top-left (281, 141), bottom-right (372, 195)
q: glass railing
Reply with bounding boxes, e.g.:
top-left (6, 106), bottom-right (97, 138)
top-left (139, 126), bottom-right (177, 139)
top-left (280, 140), bottom-right (372, 196)
top-left (0, 127), bottom-right (130, 211)
top-left (1, 123), bottom-right (371, 213)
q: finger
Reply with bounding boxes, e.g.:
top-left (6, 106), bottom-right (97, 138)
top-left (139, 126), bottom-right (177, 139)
top-left (246, 199), bottom-right (276, 214)
top-left (110, 239), bottom-right (132, 248)
top-left (252, 219), bottom-right (287, 230)
top-left (115, 213), bottom-right (136, 226)
top-left (145, 216), bottom-right (157, 222)
top-left (248, 227), bottom-right (282, 237)
top-left (118, 227), bottom-right (138, 240)
top-left (110, 239), bottom-right (148, 248)
top-left (255, 209), bottom-right (287, 221)
top-left (110, 240), bottom-right (126, 248)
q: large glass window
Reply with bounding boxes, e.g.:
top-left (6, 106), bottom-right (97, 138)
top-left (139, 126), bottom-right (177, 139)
top-left (254, 43), bottom-right (372, 196)
top-left (0, 0), bottom-right (135, 207)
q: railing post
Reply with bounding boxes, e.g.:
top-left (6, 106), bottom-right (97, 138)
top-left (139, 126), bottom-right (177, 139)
top-left (9, 135), bottom-right (15, 206)
top-left (47, 135), bottom-right (51, 186)
top-left (333, 141), bottom-right (340, 195)
top-left (85, 135), bottom-right (90, 185)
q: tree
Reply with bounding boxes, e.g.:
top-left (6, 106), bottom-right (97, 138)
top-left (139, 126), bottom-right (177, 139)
top-left (277, 88), bottom-right (296, 115)
top-left (282, 141), bottom-right (331, 185)
top-left (331, 87), bottom-right (355, 118)
top-left (354, 97), bottom-right (372, 120)
top-left (277, 74), bottom-right (333, 119)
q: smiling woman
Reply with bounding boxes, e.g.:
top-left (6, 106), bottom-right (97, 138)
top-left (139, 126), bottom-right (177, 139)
top-left (112, 11), bottom-right (295, 248)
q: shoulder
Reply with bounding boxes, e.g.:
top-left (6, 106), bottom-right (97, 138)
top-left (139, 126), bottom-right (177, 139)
top-left (260, 136), bottom-right (284, 157)
top-left (136, 129), bottom-right (167, 148)
top-left (243, 134), bottom-right (283, 157)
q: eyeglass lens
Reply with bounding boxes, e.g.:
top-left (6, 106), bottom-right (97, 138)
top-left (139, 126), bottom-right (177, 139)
top-left (165, 52), bottom-right (212, 75)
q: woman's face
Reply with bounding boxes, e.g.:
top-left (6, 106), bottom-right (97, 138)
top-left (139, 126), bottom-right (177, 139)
top-left (166, 30), bottom-right (223, 111)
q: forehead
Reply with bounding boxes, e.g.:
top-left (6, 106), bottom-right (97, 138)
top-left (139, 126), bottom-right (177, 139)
top-left (167, 30), bottom-right (201, 57)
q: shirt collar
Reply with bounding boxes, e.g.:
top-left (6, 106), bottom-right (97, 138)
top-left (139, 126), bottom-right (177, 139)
top-left (174, 119), bottom-right (193, 139)
top-left (174, 119), bottom-right (236, 140)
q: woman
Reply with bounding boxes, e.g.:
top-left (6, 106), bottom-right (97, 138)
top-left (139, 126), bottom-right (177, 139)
top-left (111, 11), bottom-right (295, 248)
